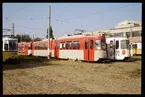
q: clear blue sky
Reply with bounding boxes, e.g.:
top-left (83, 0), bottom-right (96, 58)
top-left (3, 3), bottom-right (142, 38)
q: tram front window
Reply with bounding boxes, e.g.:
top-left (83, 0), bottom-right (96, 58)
top-left (101, 39), bottom-right (106, 50)
top-left (121, 40), bottom-right (129, 49)
top-left (4, 44), bottom-right (8, 51)
top-left (126, 40), bottom-right (129, 49)
top-left (9, 40), bottom-right (17, 51)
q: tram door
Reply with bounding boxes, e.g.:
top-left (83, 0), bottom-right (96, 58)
top-left (115, 40), bottom-right (120, 60)
top-left (24, 44), bottom-right (28, 55)
top-left (133, 44), bottom-right (137, 55)
top-left (108, 40), bottom-right (115, 60)
top-left (84, 40), bottom-right (89, 61)
top-left (84, 39), bottom-right (94, 62)
top-left (88, 39), bottom-right (94, 62)
top-left (54, 41), bottom-right (59, 58)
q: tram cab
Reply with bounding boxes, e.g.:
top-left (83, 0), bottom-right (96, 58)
top-left (106, 36), bottom-right (131, 60)
top-left (3, 36), bottom-right (18, 62)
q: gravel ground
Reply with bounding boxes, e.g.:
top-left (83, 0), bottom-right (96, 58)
top-left (3, 56), bottom-right (141, 94)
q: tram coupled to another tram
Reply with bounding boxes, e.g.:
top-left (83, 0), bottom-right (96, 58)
top-left (106, 37), bottom-right (131, 60)
top-left (18, 35), bottom-right (108, 62)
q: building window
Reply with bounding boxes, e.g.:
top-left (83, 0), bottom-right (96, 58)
top-left (113, 33), bottom-right (124, 37)
top-left (132, 31), bottom-right (141, 37)
top-left (126, 32), bottom-right (130, 37)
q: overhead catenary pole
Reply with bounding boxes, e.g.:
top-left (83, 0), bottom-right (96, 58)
top-left (130, 25), bottom-right (133, 56)
top-left (33, 33), bottom-right (34, 42)
top-left (12, 23), bottom-right (15, 37)
top-left (21, 34), bottom-right (22, 42)
top-left (48, 6), bottom-right (51, 59)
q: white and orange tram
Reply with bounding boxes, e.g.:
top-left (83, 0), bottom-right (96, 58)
top-left (52, 35), bottom-right (107, 62)
top-left (27, 34), bottom-right (107, 62)
top-left (18, 42), bottom-right (32, 56)
top-left (106, 36), bottom-right (131, 60)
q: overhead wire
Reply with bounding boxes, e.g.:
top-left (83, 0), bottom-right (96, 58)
top-left (4, 4), bottom-right (33, 22)
top-left (15, 24), bottom-right (46, 31)
top-left (68, 4), bottom-right (134, 23)
top-left (3, 4), bottom-right (135, 37)
top-left (4, 4), bottom-right (134, 25)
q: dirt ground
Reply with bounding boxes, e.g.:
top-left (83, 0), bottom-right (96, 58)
top-left (3, 56), bottom-right (141, 94)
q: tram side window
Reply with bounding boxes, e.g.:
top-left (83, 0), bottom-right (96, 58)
top-left (90, 40), bottom-right (94, 49)
top-left (126, 40), bottom-right (129, 49)
top-left (4, 44), bottom-right (8, 51)
top-left (40, 44), bottom-right (43, 50)
top-left (35, 44), bottom-right (38, 50)
top-left (116, 41), bottom-right (119, 49)
top-left (41, 44), bottom-right (43, 49)
top-left (39, 44), bottom-right (42, 49)
top-left (85, 41), bottom-right (88, 49)
top-left (77, 42), bottom-right (80, 49)
top-left (66, 41), bottom-right (71, 49)
top-left (44, 43), bottom-right (48, 50)
top-left (110, 41), bottom-right (113, 48)
top-left (60, 42), bottom-right (65, 49)
top-left (29, 43), bottom-right (32, 49)
top-left (121, 40), bottom-right (127, 49)
top-left (9, 42), bottom-right (12, 50)
top-left (66, 42), bottom-right (69, 49)
top-left (36, 44), bottom-right (39, 50)
top-left (39, 44), bottom-right (41, 49)
top-left (9, 41), bottom-right (17, 50)
top-left (62, 42), bottom-right (65, 49)
top-left (55, 42), bottom-right (59, 49)
top-left (96, 40), bottom-right (101, 49)
top-left (73, 41), bottom-right (80, 49)
top-left (13, 42), bottom-right (17, 50)
top-left (133, 44), bottom-right (137, 49)
top-left (37, 44), bottom-right (39, 49)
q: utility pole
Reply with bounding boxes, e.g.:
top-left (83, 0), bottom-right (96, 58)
top-left (21, 34), bottom-right (22, 42)
top-left (48, 6), bottom-right (51, 59)
top-left (33, 33), bottom-right (34, 42)
top-left (130, 25), bottom-right (133, 56)
top-left (12, 23), bottom-right (15, 38)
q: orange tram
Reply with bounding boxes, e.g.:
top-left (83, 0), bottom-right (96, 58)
top-left (18, 34), bottom-right (131, 62)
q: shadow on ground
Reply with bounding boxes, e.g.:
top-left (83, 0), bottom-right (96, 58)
top-left (114, 57), bottom-right (141, 62)
top-left (3, 56), bottom-right (59, 71)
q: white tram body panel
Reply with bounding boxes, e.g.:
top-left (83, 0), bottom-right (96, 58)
top-left (106, 37), bottom-right (131, 60)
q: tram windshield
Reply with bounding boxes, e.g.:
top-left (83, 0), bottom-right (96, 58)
top-left (96, 39), bottom-right (106, 50)
top-left (121, 40), bottom-right (129, 49)
top-left (101, 39), bottom-right (106, 50)
top-left (8, 40), bottom-right (17, 51)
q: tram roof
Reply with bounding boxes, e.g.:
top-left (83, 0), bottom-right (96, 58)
top-left (3, 36), bottom-right (18, 41)
top-left (106, 36), bottom-right (129, 40)
top-left (56, 34), bottom-right (104, 40)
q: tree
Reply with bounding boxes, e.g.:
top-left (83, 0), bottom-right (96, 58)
top-left (34, 37), bottom-right (41, 41)
top-left (46, 26), bottom-right (54, 39)
top-left (15, 34), bottom-right (32, 42)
